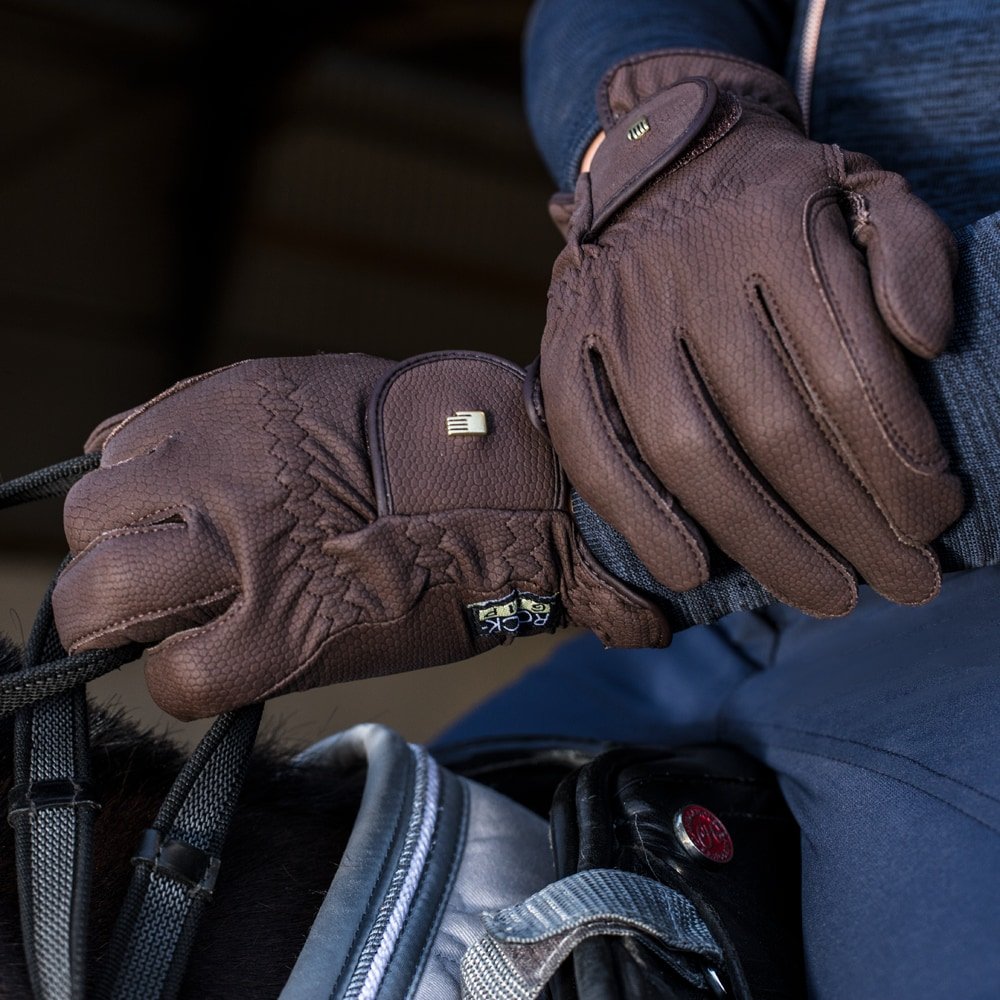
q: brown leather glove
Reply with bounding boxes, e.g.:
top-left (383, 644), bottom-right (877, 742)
top-left (51, 352), bottom-right (665, 720)
top-left (538, 50), bottom-right (963, 617)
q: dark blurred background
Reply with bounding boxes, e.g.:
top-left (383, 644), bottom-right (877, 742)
top-left (0, 0), bottom-right (574, 746)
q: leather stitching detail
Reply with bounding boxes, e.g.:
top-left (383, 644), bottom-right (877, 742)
top-left (746, 279), bottom-right (940, 601)
top-left (803, 190), bottom-right (941, 470)
top-left (679, 336), bottom-right (856, 615)
top-left (102, 361), bottom-right (250, 450)
top-left (71, 518), bottom-right (187, 562)
top-left (580, 335), bottom-right (709, 585)
top-left (69, 585), bottom-right (240, 651)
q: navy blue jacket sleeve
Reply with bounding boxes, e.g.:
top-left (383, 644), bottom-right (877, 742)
top-left (524, 0), bottom-right (794, 190)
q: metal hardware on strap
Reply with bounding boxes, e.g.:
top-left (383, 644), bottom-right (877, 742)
top-left (9, 564), bottom-right (98, 1000)
top-left (8, 778), bottom-right (100, 820)
top-left (98, 703), bottom-right (263, 1000)
top-left (132, 830), bottom-right (222, 900)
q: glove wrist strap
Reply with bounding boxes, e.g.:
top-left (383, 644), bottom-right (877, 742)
top-left (598, 48), bottom-right (803, 131)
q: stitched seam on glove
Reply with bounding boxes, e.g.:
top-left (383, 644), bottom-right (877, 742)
top-left (72, 520), bottom-right (187, 562)
top-left (581, 336), bottom-right (709, 583)
top-left (259, 371), bottom-right (379, 627)
top-left (69, 586), bottom-right (241, 652)
top-left (745, 275), bottom-right (888, 513)
top-left (679, 336), bottom-right (856, 615)
top-left (804, 193), bottom-right (944, 470)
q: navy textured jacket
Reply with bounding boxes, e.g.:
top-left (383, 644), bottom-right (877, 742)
top-left (525, 0), bottom-right (1000, 228)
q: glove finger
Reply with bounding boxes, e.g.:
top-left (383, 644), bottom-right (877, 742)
top-left (842, 156), bottom-right (957, 359)
top-left (146, 512), bottom-right (490, 720)
top-left (540, 339), bottom-right (710, 592)
top-left (143, 584), bottom-right (374, 721)
top-left (63, 438), bottom-right (184, 552)
top-left (624, 334), bottom-right (859, 617)
top-left (83, 406), bottom-right (144, 454)
top-left (94, 362), bottom-right (251, 463)
top-left (142, 589), bottom-right (290, 720)
top-left (791, 194), bottom-right (963, 541)
top-left (52, 510), bottom-right (238, 654)
top-left (690, 307), bottom-right (942, 604)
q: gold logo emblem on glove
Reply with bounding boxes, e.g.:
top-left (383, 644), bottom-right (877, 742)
top-left (446, 411), bottom-right (488, 436)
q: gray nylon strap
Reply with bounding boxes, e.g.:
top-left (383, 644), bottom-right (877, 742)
top-left (460, 869), bottom-right (723, 1000)
top-left (98, 703), bottom-right (263, 1000)
top-left (9, 569), bottom-right (94, 1000)
top-left (14, 689), bottom-right (93, 1000)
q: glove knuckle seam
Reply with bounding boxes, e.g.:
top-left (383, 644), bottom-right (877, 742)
top-left (260, 374), bottom-right (364, 621)
top-left (748, 276), bottom-right (892, 510)
top-left (678, 341), bottom-right (856, 605)
top-left (581, 340), bottom-right (708, 579)
top-left (805, 197), bottom-right (943, 470)
top-left (69, 585), bottom-right (241, 651)
top-left (103, 363), bottom-right (247, 449)
top-left (103, 435), bottom-right (174, 468)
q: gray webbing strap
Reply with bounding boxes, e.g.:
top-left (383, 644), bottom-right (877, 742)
top-left (0, 644), bottom-right (141, 717)
top-left (8, 572), bottom-right (97, 1000)
top-left (97, 702), bottom-right (263, 1000)
top-left (0, 459), bottom-right (136, 1000)
top-left (460, 869), bottom-right (724, 1000)
top-left (2, 458), bottom-right (267, 1000)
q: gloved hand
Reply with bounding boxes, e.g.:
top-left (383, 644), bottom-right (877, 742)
top-left (52, 352), bottom-right (665, 720)
top-left (537, 49), bottom-right (963, 617)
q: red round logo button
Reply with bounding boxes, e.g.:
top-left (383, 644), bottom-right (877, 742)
top-left (673, 804), bottom-right (734, 864)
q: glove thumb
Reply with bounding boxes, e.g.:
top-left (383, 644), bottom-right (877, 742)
top-left (842, 151), bottom-right (958, 360)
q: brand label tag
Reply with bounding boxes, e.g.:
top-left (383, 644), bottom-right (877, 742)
top-left (466, 590), bottom-right (561, 638)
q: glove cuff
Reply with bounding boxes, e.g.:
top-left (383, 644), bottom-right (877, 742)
top-left (553, 513), bottom-right (670, 649)
top-left (548, 51), bottom-right (800, 243)
top-left (598, 48), bottom-right (803, 132)
top-left (368, 351), bottom-right (669, 649)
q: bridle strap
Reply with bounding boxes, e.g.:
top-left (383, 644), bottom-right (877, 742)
top-left (0, 645), bottom-right (141, 715)
top-left (97, 703), bottom-right (262, 1000)
top-left (8, 571), bottom-right (95, 1000)
top-left (0, 454), bottom-right (99, 509)
top-left (2, 456), bottom-right (264, 999)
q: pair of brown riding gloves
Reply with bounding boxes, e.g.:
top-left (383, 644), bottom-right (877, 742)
top-left (52, 51), bottom-right (962, 720)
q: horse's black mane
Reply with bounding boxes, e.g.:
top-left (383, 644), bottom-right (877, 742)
top-left (0, 635), bottom-right (364, 999)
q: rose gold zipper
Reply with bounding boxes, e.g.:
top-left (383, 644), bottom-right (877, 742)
top-left (795, 0), bottom-right (829, 134)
